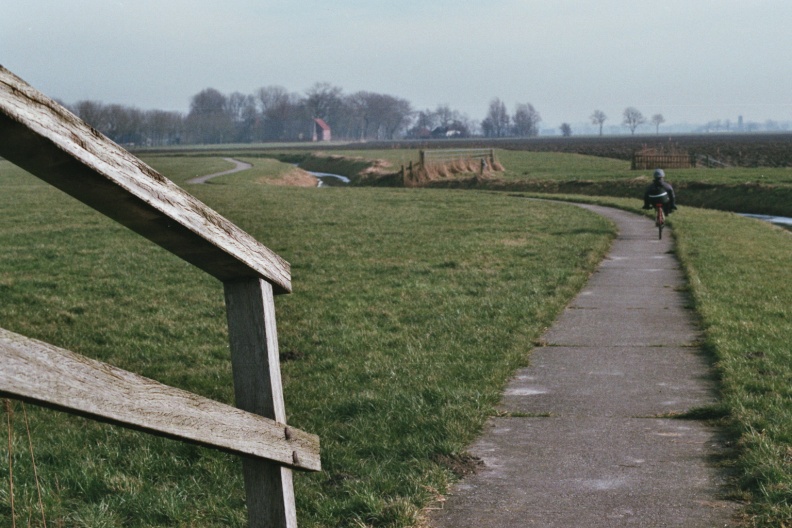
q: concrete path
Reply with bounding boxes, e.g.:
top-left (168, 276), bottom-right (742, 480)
top-left (186, 157), bottom-right (252, 184)
top-left (428, 204), bottom-right (740, 527)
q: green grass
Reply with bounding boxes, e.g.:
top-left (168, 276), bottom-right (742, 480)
top-left (673, 209), bottom-right (792, 526)
top-left (308, 148), bottom-right (792, 186)
top-left (141, 155), bottom-right (234, 183)
top-left (180, 150), bottom-right (792, 525)
top-left (8, 146), bottom-right (792, 526)
top-left (495, 150), bottom-right (792, 186)
top-left (316, 149), bottom-right (792, 217)
top-left (496, 150), bottom-right (631, 180)
top-left (0, 158), bottom-right (615, 527)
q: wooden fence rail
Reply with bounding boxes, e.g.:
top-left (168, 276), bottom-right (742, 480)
top-left (403, 148), bottom-right (498, 186)
top-left (419, 148), bottom-right (495, 167)
top-left (0, 64), bottom-right (318, 528)
top-left (631, 152), bottom-right (694, 170)
top-left (0, 328), bottom-right (320, 471)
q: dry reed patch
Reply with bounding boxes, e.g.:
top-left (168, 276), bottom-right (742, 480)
top-left (628, 175), bottom-right (651, 184)
top-left (419, 157), bottom-right (504, 182)
top-left (360, 158), bottom-right (393, 175)
top-left (257, 168), bottom-right (318, 187)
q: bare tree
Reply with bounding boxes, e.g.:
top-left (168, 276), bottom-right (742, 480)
top-left (73, 100), bottom-right (107, 131)
top-left (651, 113), bottom-right (665, 134)
top-left (513, 103), bottom-right (541, 137)
top-left (305, 82), bottom-right (344, 122)
top-left (255, 86), bottom-right (301, 141)
top-left (484, 98), bottom-right (510, 137)
top-left (104, 104), bottom-right (145, 145)
top-left (227, 92), bottom-right (257, 142)
top-left (408, 109), bottom-right (439, 137)
top-left (347, 92), bottom-right (413, 140)
top-left (434, 104), bottom-right (459, 127)
top-left (590, 110), bottom-right (607, 136)
top-left (560, 123), bottom-right (572, 137)
top-left (622, 107), bottom-right (645, 135)
top-left (381, 96), bottom-right (413, 139)
top-left (186, 88), bottom-right (234, 144)
top-left (145, 109), bottom-right (183, 146)
top-left (74, 100), bottom-right (147, 145)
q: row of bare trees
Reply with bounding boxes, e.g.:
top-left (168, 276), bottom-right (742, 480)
top-left (590, 108), bottom-right (666, 136)
top-left (69, 83), bottom-right (668, 146)
top-left (70, 83), bottom-right (417, 146)
top-left (68, 82), bottom-right (547, 146)
top-left (71, 100), bottom-right (184, 146)
top-left (481, 98), bottom-right (542, 138)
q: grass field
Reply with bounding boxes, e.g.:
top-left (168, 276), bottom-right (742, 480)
top-left (0, 157), bottom-right (615, 527)
top-left (304, 148), bottom-right (792, 217)
top-left (295, 147), bottom-right (792, 186)
top-left (4, 147), bottom-right (792, 527)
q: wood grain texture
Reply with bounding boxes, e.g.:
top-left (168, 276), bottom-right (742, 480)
top-left (224, 278), bottom-right (298, 528)
top-left (0, 327), bottom-right (319, 471)
top-left (0, 65), bottom-right (290, 292)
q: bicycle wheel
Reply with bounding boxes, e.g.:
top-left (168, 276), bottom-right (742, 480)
top-left (655, 207), bottom-right (665, 240)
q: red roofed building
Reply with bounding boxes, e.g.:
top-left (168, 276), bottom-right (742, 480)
top-left (312, 118), bottom-right (331, 142)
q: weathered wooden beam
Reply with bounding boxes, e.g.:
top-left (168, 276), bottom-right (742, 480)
top-left (0, 327), bottom-right (320, 471)
top-left (224, 278), bottom-right (297, 528)
top-left (0, 65), bottom-right (290, 293)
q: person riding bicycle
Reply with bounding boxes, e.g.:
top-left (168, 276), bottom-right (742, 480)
top-left (642, 168), bottom-right (677, 216)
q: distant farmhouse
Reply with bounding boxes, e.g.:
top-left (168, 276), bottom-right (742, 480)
top-left (313, 118), bottom-right (331, 141)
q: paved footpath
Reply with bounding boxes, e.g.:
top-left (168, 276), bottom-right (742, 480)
top-left (429, 204), bottom-right (741, 527)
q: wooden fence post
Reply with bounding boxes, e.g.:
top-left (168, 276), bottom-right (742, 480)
top-left (224, 278), bottom-right (296, 528)
top-left (0, 65), bottom-right (318, 528)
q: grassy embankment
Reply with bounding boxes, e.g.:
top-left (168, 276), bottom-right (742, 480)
top-left (298, 147), bottom-right (792, 217)
top-left (301, 147), bottom-right (792, 526)
top-left (0, 156), bottom-right (614, 527)
top-left (5, 148), bottom-right (792, 526)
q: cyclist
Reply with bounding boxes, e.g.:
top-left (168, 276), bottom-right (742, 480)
top-left (642, 168), bottom-right (677, 216)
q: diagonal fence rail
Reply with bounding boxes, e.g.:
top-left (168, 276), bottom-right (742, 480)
top-left (0, 64), bottom-right (318, 528)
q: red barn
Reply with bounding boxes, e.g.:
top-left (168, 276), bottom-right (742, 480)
top-left (312, 118), bottom-right (331, 142)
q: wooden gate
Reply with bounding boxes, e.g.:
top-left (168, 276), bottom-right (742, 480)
top-left (0, 65), bottom-right (319, 528)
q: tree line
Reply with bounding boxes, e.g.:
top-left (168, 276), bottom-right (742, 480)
top-left (591, 108), bottom-right (665, 136)
top-left (66, 82), bottom-right (549, 146)
top-left (66, 80), bottom-right (666, 146)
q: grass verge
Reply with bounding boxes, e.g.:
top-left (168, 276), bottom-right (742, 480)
top-left (0, 158), bottom-right (615, 527)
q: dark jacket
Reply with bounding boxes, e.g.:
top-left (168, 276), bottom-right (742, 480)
top-left (644, 180), bottom-right (676, 214)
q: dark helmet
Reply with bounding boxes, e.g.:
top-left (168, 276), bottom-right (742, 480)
top-left (653, 168), bottom-right (665, 180)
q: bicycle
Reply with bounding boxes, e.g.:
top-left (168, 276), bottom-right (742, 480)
top-left (653, 203), bottom-right (665, 240)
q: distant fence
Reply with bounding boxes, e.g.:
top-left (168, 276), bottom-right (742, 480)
top-left (402, 148), bottom-right (498, 186)
top-left (420, 148), bottom-right (495, 168)
top-left (631, 152), bottom-right (694, 170)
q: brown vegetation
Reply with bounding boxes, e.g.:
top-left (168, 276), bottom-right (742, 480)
top-left (257, 168), bottom-right (318, 187)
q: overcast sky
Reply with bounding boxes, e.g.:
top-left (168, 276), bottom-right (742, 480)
top-left (3, 1), bottom-right (792, 129)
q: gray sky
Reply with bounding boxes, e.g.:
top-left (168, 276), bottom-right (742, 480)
top-left (3, 0), bottom-right (792, 129)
